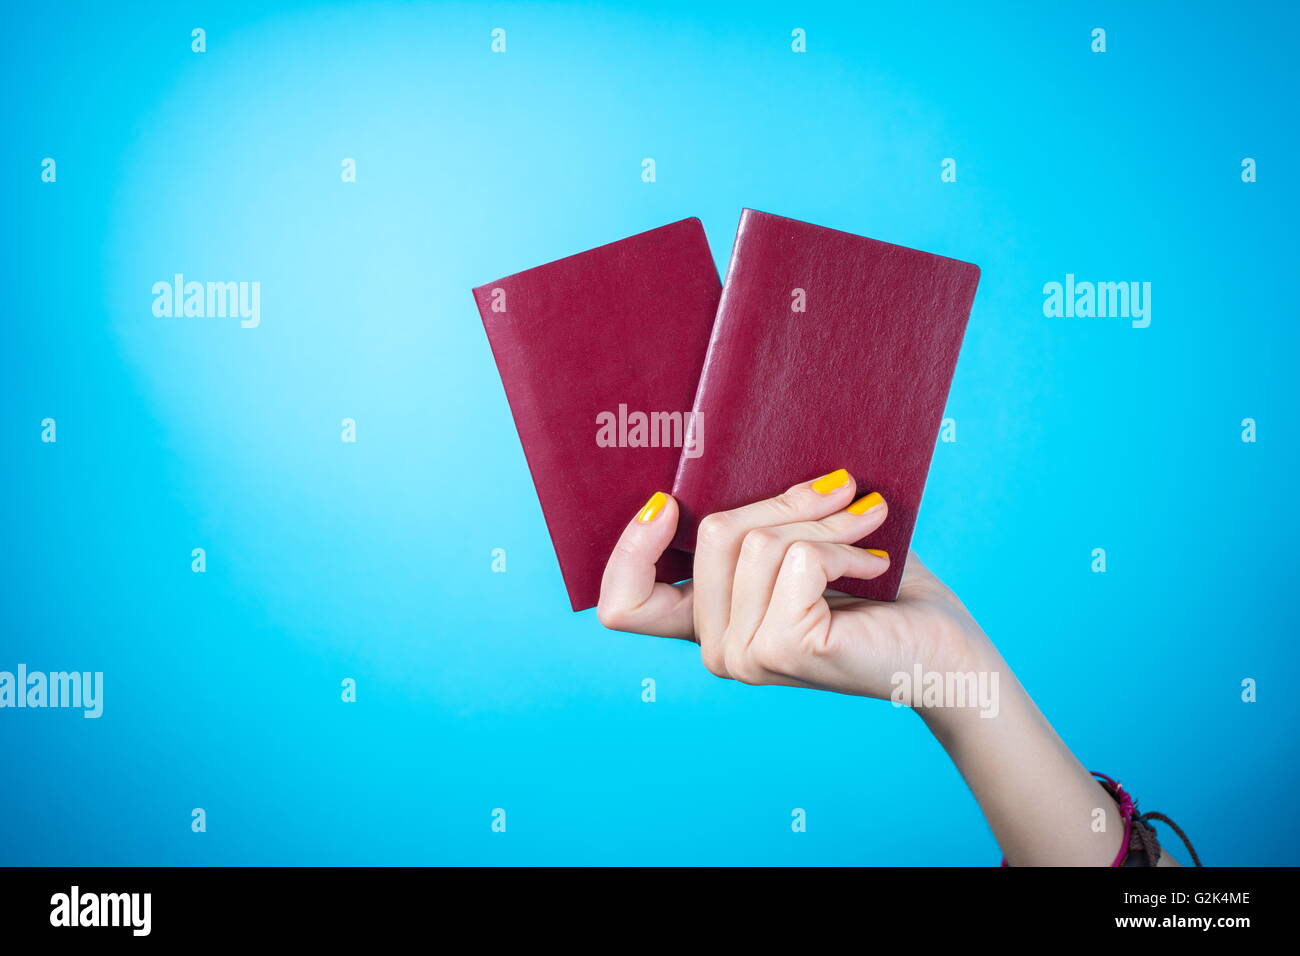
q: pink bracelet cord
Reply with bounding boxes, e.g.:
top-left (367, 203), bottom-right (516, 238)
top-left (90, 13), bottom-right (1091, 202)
top-left (1092, 772), bottom-right (1135, 868)
top-left (999, 770), bottom-right (1132, 868)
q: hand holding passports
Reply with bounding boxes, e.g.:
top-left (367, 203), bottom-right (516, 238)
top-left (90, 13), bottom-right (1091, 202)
top-left (473, 210), bottom-right (980, 610)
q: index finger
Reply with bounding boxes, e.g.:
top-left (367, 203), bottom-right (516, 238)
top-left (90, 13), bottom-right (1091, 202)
top-left (692, 468), bottom-right (859, 656)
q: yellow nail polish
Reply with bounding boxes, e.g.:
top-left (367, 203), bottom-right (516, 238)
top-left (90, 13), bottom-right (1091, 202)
top-left (637, 492), bottom-right (668, 523)
top-left (811, 468), bottom-right (850, 494)
top-left (867, 549), bottom-right (889, 559)
top-left (847, 492), bottom-right (885, 515)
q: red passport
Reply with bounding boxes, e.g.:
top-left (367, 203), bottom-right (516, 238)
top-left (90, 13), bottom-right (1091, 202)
top-left (670, 209), bottom-right (980, 601)
top-left (473, 219), bottom-right (719, 611)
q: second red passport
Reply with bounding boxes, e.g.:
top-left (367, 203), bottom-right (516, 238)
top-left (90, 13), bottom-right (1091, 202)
top-left (670, 209), bottom-right (981, 602)
top-left (473, 218), bottom-right (719, 611)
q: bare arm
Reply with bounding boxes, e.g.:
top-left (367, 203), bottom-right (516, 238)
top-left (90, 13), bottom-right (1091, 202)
top-left (597, 473), bottom-right (1179, 866)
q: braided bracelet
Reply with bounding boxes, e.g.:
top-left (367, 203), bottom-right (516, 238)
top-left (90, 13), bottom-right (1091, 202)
top-left (998, 771), bottom-right (1201, 867)
top-left (1093, 771), bottom-right (1136, 867)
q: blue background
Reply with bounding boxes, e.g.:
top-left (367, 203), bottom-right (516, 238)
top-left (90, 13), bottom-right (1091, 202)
top-left (4, 0), bottom-right (1296, 865)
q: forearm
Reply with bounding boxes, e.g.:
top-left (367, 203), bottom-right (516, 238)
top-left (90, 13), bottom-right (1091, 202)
top-left (920, 638), bottom-right (1124, 866)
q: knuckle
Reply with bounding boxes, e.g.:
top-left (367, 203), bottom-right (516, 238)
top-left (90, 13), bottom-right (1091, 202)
top-left (749, 637), bottom-right (791, 675)
top-left (696, 512), bottom-right (734, 549)
top-left (739, 527), bottom-right (783, 563)
top-left (596, 602), bottom-right (631, 631)
top-left (700, 645), bottom-right (730, 679)
top-left (723, 646), bottom-right (759, 685)
top-left (610, 537), bottom-right (642, 564)
top-left (768, 491), bottom-right (802, 521)
top-left (784, 540), bottom-right (820, 570)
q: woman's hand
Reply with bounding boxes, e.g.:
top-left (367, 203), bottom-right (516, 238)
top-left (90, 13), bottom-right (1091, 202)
top-left (596, 469), bottom-right (994, 701)
top-left (599, 471), bottom-right (1174, 866)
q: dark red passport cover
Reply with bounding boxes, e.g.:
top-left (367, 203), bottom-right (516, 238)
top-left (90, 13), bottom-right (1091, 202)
top-left (670, 209), bottom-right (980, 601)
top-left (473, 218), bottom-right (719, 611)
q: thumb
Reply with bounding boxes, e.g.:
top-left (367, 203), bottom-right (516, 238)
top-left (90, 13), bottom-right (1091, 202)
top-left (597, 492), bottom-right (694, 640)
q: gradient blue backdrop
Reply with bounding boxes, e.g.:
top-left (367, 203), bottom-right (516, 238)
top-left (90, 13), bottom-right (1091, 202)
top-left (4, 0), bottom-right (1297, 865)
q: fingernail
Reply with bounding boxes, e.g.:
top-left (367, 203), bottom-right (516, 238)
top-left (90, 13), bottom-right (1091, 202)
top-left (847, 492), bottom-right (885, 515)
top-left (811, 468), bottom-right (850, 494)
top-left (867, 549), bottom-right (889, 559)
top-left (637, 492), bottom-right (668, 523)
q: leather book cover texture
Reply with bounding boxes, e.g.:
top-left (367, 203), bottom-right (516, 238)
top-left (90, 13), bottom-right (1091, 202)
top-left (670, 208), bottom-right (980, 602)
top-left (473, 218), bottom-right (720, 611)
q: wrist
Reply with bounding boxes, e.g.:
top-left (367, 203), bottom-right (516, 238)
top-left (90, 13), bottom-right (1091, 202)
top-left (912, 626), bottom-right (1015, 741)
